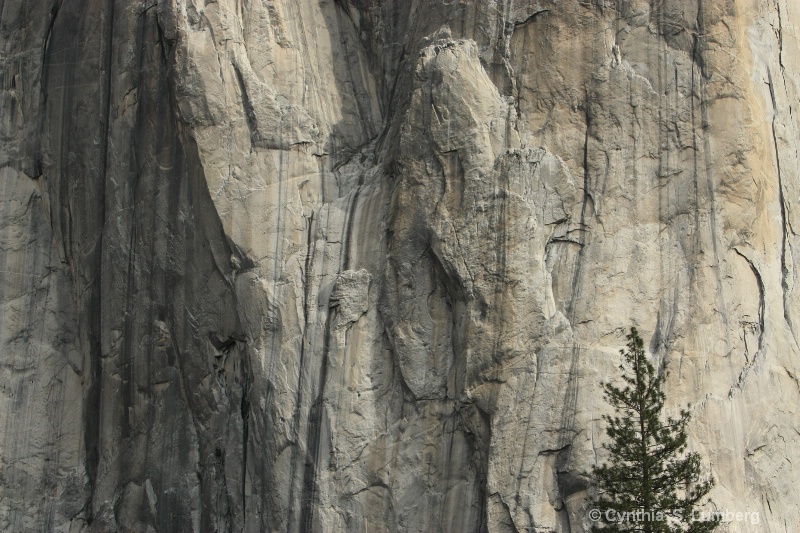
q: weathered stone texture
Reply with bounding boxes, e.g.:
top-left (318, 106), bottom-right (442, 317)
top-left (1, 0), bottom-right (798, 531)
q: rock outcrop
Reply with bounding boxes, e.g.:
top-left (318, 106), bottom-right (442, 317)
top-left (1, 0), bottom-right (798, 531)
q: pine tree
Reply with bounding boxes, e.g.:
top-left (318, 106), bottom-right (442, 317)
top-left (591, 327), bottom-right (718, 532)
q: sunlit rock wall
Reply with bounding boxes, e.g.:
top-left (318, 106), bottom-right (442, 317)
top-left (1, 1), bottom-right (798, 531)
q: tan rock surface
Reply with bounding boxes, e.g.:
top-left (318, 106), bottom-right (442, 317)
top-left (1, 0), bottom-right (798, 531)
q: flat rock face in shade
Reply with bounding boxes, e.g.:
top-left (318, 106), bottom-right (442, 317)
top-left (1, 1), bottom-right (799, 531)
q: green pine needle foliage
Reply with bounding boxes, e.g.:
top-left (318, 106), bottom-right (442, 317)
top-left (591, 328), bottom-right (719, 533)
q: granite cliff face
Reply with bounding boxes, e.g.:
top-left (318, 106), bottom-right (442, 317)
top-left (1, 1), bottom-right (799, 531)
